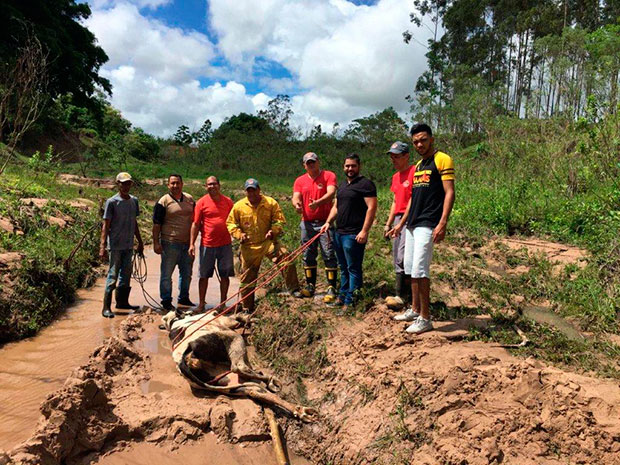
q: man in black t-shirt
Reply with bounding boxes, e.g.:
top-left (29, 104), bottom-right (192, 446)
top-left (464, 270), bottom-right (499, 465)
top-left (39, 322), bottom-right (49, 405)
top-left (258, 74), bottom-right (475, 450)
top-left (390, 123), bottom-right (455, 334)
top-left (321, 154), bottom-right (377, 307)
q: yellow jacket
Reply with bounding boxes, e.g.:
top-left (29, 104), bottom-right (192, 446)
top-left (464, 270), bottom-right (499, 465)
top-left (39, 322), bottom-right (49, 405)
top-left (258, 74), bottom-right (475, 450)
top-left (227, 195), bottom-right (286, 245)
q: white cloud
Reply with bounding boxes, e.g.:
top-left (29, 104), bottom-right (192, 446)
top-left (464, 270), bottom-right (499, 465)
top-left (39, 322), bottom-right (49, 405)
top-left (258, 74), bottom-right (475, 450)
top-left (86, 0), bottom-right (429, 136)
top-left (85, 3), bottom-right (216, 84)
top-left (89, 0), bottom-right (172, 10)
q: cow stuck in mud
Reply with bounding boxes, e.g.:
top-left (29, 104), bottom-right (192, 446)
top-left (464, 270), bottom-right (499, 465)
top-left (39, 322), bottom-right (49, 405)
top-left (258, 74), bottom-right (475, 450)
top-left (162, 310), bottom-right (317, 422)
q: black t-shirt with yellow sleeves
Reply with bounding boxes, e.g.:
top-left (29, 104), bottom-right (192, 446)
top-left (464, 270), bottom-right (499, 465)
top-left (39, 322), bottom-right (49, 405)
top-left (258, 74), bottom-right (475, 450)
top-left (406, 151), bottom-right (455, 229)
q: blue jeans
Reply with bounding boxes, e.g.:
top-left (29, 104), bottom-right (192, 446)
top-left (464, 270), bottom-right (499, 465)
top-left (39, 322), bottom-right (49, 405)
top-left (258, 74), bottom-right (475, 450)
top-left (333, 232), bottom-right (366, 305)
top-left (160, 240), bottom-right (193, 303)
top-left (105, 249), bottom-right (133, 293)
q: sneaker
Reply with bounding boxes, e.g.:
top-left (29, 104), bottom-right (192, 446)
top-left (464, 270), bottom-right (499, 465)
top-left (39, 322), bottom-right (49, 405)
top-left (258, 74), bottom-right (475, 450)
top-left (177, 298), bottom-right (196, 307)
top-left (405, 316), bottom-right (433, 334)
top-left (393, 308), bottom-right (419, 321)
top-left (323, 286), bottom-right (338, 304)
top-left (300, 284), bottom-right (315, 298)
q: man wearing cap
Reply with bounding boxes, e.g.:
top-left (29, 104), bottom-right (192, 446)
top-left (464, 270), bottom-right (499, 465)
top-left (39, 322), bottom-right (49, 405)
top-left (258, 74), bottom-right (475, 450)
top-left (292, 152), bottom-right (339, 303)
top-left (320, 154), bottom-right (377, 308)
top-left (189, 176), bottom-right (234, 312)
top-left (390, 123), bottom-right (455, 334)
top-left (153, 174), bottom-right (195, 312)
top-left (99, 172), bottom-right (144, 318)
top-left (384, 141), bottom-right (415, 310)
top-left (227, 178), bottom-right (301, 312)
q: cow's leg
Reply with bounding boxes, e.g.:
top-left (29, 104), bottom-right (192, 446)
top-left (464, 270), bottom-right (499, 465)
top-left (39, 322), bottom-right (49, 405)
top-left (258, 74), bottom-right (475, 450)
top-left (236, 386), bottom-right (317, 422)
top-left (225, 334), bottom-right (281, 391)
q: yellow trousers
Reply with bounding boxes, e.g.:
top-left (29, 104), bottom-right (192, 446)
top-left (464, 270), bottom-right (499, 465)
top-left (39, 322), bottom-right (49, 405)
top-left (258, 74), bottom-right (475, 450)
top-left (238, 240), bottom-right (300, 311)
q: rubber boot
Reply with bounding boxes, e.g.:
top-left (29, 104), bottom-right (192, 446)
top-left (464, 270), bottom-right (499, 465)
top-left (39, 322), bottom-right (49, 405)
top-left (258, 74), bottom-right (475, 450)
top-left (401, 274), bottom-right (412, 302)
top-left (385, 273), bottom-right (405, 310)
top-left (115, 286), bottom-right (140, 310)
top-left (301, 266), bottom-right (317, 297)
top-left (102, 287), bottom-right (115, 318)
top-left (324, 267), bottom-right (339, 304)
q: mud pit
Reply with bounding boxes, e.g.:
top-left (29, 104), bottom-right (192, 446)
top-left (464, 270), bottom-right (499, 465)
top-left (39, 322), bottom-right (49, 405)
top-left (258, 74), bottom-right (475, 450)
top-left (1, 314), bottom-right (310, 465)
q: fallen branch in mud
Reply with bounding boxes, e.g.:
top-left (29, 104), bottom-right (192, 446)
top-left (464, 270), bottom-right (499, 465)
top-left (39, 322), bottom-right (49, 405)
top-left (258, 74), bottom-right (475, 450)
top-left (265, 407), bottom-right (289, 465)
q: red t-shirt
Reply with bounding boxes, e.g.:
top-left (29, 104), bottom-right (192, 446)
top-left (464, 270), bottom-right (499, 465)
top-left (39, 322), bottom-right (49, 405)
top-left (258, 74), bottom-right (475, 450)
top-left (390, 165), bottom-right (415, 215)
top-left (193, 194), bottom-right (233, 247)
top-left (293, 170), bottom-right (338, 221)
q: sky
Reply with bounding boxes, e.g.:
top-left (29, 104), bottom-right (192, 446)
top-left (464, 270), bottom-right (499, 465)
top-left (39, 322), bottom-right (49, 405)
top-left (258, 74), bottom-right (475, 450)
top-left (84, 0), bottom-right (430, 137)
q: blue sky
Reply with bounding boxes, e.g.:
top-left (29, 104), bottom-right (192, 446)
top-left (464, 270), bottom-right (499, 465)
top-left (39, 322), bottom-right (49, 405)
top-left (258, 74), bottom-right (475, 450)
top-left (85, 0), bottom-right (427, 136)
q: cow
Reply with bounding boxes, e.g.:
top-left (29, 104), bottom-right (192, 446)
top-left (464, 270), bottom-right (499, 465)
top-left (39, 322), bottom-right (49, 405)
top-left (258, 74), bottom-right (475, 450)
top-left (162, 310), bottom-right (317, 422)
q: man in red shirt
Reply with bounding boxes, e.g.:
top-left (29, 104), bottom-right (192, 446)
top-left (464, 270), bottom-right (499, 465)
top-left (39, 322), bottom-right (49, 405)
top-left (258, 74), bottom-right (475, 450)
top-left (384, 141), bottom-right (415, 310)
top-left (189, 176), bottom-right (234, 313)
top-left (292, 152), bottom-right (339, 304)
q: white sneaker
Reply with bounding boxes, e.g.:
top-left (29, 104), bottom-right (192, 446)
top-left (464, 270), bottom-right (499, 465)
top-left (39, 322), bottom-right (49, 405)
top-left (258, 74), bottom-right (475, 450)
top-left (405, 316), bottom-right (433, 334)
top-left (393, 308), bottom-right (419, 321)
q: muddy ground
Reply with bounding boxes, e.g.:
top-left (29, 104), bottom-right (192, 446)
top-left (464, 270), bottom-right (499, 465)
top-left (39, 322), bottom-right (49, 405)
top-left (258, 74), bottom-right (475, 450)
top-left (1, 237), bottom-right (619, 465)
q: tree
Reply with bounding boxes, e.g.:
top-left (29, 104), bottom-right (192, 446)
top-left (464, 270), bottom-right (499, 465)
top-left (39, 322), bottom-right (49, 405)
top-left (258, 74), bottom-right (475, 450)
top-left (173, 125), bottom-right (192, 146)
top-left (344, 108), bottom-right (407, 146)
top-left (212, 113), bottom-right (272, 139)
top-left (0, 0), bottom-right (111, 109)
top-left (193, 119), bottom-right (213, 145)
top-left (0, 29), bottom-right (49, 174)
top-left (257, 94), bottom-right (294, 137)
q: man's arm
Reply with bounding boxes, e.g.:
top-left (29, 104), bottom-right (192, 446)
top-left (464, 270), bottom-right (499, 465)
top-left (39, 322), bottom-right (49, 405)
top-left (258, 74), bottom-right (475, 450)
top-left (189, 222), bottom-right (200, 258)
top-left (152, 224), bottom-right (162, 254)
top-left (135, 220), bottom-right (144, 254)
top-left (309, 185), bottom-right (336, 210)
top-left (99, 219), bottom-right (110, 260)
top-left (355, 197), bottom-right (377, 244)
top-left (389, 196), bottom-right (412, 238)
top-left (432, 179), bottom-right (455, 243)
top-left (227, 207), bottom-right (247, 242)
top-left (319, 199), bottom-right (338, 233)
top-left (292, 191), bottom-right (303, 214)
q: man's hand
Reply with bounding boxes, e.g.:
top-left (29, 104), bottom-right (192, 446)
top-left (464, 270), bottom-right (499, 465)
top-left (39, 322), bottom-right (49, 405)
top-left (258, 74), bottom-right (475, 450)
top-left (241, 233), bottom-right (249, 243)
top-left (308, 199), bottom-right (319, 210)
top-left (319, 222), bottom-right (330, 234)
top-left (383, 224), bottom-right (392, 238)
top-left (153, 242), bottom-right (162, 255)
top-left (294, 202), bottom-right (303, 214)
top-left (433, 222), bottom-right (447, 243)
top-left (99, 245), bottom-right (107, 261)
top-left (265, 230), bottom-right (274, 240)
top-left (137, 241), bottom-right (144, 255)
top-left (189, 245), bottom-right (196, 258)
top-left (389, 223), bottom-right (404, 239)
top-left (355, 230), bottom-right (368, 244)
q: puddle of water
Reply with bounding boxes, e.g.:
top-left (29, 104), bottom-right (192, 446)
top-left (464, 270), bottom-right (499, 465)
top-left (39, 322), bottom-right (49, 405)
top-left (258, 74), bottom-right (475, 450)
top-left (522, 305), bottom-right (584, 341)
top-left (0, 249), bottom-right (238, 451)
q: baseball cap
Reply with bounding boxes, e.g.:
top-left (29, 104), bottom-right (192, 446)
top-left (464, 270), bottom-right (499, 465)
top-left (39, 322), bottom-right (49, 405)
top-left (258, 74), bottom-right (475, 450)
top-left (244, 178), bottom-right (260, 190)
top-left (386, 141), bottom-right (409, 155)
top-left (116, 172), bottom-right (133, 183)
top-left (302, 152), bottom-right (318, 163)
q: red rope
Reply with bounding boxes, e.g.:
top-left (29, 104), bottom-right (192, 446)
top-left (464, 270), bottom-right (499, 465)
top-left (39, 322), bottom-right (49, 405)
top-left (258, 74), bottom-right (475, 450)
top-left (171, 232), bottom-right (323, 350)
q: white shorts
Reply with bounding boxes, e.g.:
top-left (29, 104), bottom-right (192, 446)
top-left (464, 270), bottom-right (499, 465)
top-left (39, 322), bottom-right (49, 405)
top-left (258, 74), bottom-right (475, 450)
top-left (403, 227), bottom-right (433, 278)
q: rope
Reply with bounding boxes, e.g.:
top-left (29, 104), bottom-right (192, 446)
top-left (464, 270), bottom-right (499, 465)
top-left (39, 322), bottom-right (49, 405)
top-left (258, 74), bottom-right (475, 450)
top-left (132, 251), bottom-right (165, 311)
top-left (171, 232), bottom-right (323, 351)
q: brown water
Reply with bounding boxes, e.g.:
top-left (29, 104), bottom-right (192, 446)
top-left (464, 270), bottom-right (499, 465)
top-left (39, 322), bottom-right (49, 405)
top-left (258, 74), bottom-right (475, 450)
top-left (0, 249), bottom-right (238, 451)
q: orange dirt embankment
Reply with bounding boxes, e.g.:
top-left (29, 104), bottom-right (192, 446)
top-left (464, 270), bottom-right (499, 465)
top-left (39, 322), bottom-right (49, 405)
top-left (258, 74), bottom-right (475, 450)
top-left (282, 304), bottom-right (620, 465)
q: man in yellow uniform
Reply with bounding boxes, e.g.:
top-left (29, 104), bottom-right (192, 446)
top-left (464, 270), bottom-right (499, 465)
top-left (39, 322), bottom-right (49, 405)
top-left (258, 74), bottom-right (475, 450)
top-left (227, 178), bottom-right (301, 312)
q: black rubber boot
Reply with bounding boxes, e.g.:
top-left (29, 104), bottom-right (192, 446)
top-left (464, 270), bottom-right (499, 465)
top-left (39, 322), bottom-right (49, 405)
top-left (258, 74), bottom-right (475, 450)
top-left (324, 267), bottom-right (339, 304)
top-left (115, 286), bottom-right (140, 310)
top-left (102, 288), bottom-right (115, 318)
top-left (301, 266), bottom-right (317, 297)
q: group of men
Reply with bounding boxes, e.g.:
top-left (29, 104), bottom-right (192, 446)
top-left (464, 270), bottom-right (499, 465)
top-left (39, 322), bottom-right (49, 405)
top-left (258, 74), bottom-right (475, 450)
top-left (99, 122), bottom-right (454, 335)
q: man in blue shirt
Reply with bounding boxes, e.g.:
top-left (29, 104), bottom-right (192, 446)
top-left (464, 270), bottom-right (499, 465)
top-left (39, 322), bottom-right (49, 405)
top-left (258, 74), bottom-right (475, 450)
top-left (99, 172), bottom-right (144, 318)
